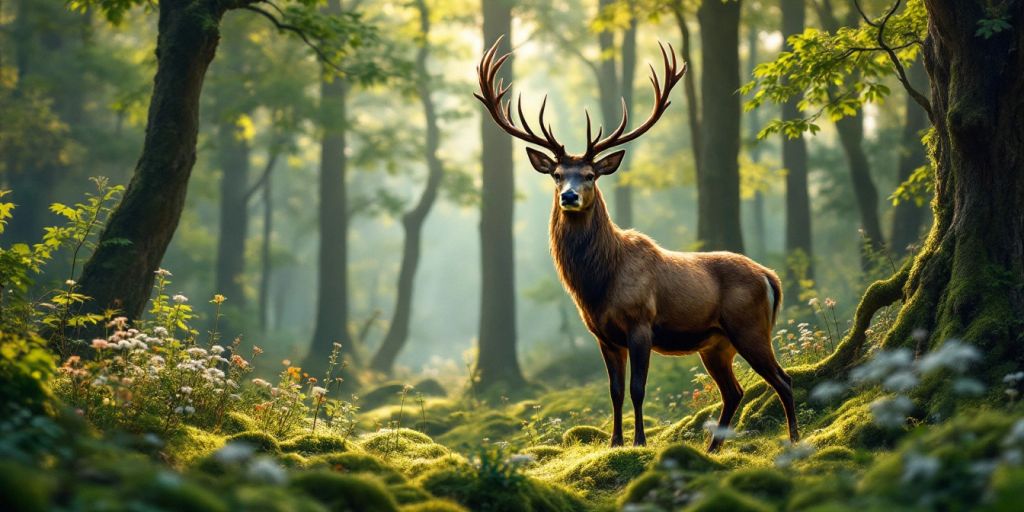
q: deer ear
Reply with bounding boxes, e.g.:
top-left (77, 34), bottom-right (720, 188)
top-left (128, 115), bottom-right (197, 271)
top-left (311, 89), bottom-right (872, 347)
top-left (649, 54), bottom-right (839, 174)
top-left (526, 148), bottom-right (557, 174)
top-left (594, 150), bottom-right (626, 175)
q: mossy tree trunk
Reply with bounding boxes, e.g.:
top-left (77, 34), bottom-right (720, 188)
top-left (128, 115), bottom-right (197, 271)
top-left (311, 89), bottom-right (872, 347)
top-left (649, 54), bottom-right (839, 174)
top-left (75, 0), bottom-right (228, 327)
top-left (370, 0), bottom-right (444, 375)
top-left (879, 1), bottom-right (1024, 373)
top-left (696, 0), bottom-right (744, 252)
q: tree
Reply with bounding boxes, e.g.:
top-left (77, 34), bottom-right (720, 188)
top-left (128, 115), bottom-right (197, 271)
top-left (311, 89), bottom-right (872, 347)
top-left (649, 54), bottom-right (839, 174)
top-left (476, 0), bottom-right (526, 390)
top-left (369, 0), bottom-right (446, 375)
top-left (696, 0), bottom-right (744, 252)
top-left (889, 61), bottom-right (929, 253)
top-left (781, 0), bottom-right (813, 299)
top-left (69, 0), bottom-right (373, 340)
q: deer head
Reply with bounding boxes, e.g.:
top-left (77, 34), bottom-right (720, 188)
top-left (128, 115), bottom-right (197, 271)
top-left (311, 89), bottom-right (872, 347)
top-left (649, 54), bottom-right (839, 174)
top-left (474, 36), bottom-right (686, 212)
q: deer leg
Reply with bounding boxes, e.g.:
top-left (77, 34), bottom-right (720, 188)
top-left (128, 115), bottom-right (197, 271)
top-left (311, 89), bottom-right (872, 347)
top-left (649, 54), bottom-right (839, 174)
top-left (699, 342), bottom-right (743, 453)
top-left (628, 325), bottom-right (653, 447)
top-left (599, 342), bottom-right (627, 447)
top-left (733, 332), bottom-right (800, 444)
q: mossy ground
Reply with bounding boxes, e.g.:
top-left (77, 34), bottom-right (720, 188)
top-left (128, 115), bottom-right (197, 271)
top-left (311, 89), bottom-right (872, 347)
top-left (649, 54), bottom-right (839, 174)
top-left (5, 364), bottom-right (1024, 511)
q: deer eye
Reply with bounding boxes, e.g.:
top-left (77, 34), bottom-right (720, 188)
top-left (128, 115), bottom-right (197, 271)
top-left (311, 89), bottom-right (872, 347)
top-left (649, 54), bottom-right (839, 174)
top-left (552, 173), bottom-right (562, 180)
top-left (584, 174), bottom-right (595, 181)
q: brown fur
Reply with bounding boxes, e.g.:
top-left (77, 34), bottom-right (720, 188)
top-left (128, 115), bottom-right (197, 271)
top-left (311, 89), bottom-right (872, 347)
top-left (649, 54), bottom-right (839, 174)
top-left (550, 187), bottom-right (798, 451)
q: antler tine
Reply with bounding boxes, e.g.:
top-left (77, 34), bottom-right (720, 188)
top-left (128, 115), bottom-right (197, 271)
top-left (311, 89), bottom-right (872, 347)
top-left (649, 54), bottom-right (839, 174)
top-left (585, 109), bottom-right (593, 146)
top-left (474, 37), bottom-right (565, 156)
top-left (516, 94), bottom-right (538, 137)
top-left (538, 95), bottom-right (562, 150)
top-left (587, 41), bottom-right (686, 157)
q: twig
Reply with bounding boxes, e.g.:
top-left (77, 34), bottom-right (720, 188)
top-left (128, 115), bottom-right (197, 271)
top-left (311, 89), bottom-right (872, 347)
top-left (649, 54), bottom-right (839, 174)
top-left (243, 4), bottom-right (345, 74)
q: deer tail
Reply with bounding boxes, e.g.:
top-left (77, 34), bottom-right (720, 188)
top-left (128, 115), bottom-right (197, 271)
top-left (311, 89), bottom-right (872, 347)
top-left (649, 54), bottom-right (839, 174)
top-left (764, 272), bottom-right (783, 329)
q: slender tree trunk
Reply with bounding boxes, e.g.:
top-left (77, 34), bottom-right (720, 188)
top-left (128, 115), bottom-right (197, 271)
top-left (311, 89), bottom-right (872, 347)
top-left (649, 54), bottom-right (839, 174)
top-left (889, 61), bottom-right (930, 254)
top-left (876, 1), bottom-right (1024, 391)
top-left (476, 0), bottom-right (525, 390)
top-left (305, 0), bottom-right (354, 376)
top-left (782, 0), bottom-right (813, 298)
top-left (74, 0), bottom-right (225, 328)
top-left (672, 4), bottom-right (702, 176)
top-left (696, 0), bottom-right (744, 252)
top-left (615, 3), bottom-right (637, 228)
top-left (369, 0), bottom-right (445, 375)
top-left (835, 114), bottom-right (884, 256)
top-left (214, 119), bottom-right (250, 324)
top-left (745, 24), bottom-right (767, 260)
top-left (258, 155), bottom-right (275, 333)
top-left (596, 0), bottom-right (631, 227)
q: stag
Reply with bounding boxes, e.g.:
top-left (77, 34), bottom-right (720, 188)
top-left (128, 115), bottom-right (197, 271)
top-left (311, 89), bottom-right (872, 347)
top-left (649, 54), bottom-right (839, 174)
top-left (475, 37), bottom-right (798, 451)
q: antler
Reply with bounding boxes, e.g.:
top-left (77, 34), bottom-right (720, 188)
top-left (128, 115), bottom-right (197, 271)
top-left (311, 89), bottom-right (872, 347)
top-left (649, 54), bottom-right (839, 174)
top-left (584, 42), bottom-right (686, 159)
top-left (474, 36), bottom-right (566, 158)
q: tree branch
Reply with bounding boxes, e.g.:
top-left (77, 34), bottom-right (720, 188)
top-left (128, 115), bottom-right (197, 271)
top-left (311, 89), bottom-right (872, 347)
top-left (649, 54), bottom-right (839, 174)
top-left (243, 3), bottom-right (345, 74)
top-left (855, 0), bottom-right (934, 119)
top-left (244, 150), bottom-right (280, 203)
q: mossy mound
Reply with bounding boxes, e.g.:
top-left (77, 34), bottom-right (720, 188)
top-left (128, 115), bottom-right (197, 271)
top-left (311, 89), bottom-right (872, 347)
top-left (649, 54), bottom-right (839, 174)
top-left (361, 428), bottom-right (446, 458)
top-left (166, 426), bottom-right (228, 466)
top-left (617, 470), bottom-right (668, 507)
top-left (305, 452), bottom-right (406, 484)
top-left (657, 443), bottom-right (723, 472)
top-left (414, 378), bottom-right (448, 398)
top-left (290, 470), bottom-right (398, 512)
top-left (683, 489), bottom-right (773, 512)
top-left (400, 498), bottom-right (469, 512)
top-left (723, 468), bottom-right (793, 503)
top-left (362, 383), bottom-right (416, 410)
top-left (219, 412), bottom-right (258, 434)
top-left (437, 411), bottom-right (521, 449)
top-left (418, 463), bottom-right (585, 512)
top-left (280, 433), bottom-right (348, 455)
top-left (0, 461), bottom-right (52, 512)
top-left (805, 392), bottom-right (904, 449)
top-left (561, 426), bottom-right (610, 446)
top-left (227, 431), bottom-right (280, 454)
top-left (556, 447), bottom-right (655, 494)
top-left (521, 445), bottom-right (564, 462)
top-left (232, 485), bottom-right (327, 512)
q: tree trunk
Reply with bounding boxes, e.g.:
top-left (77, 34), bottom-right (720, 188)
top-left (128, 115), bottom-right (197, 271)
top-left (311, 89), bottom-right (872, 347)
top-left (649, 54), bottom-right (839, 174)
top-left (213, 118), bottom-right (250, 329)
top-left (835, 114), bottom-right (885, 257)
top-left (615, 3), bottom-right (637, 228)
top-left (305, 0), bottom-right (354, 376)
top-left (745, 24), bottom-right (767, 260)
top-left (258, 154), bottom-right (276, 333)
top-left (74, 0), bottom-right (225, 327)
top-left (889, 61), bottom-right (930, 254)
top-left (595, 0), bottom-right (632, 227)
top-left (672, 4), bottom-right (702, 178)
top-left (476, 0), bottom-right (526, 390)
top-left (369, 0), bottom-right (445, 375)
top-left (782, 0), bottom-right (813, 299)
top-left (880, 1), bottom-right (1024, 379)
top-left (696, 0), bottom-right (744, 252)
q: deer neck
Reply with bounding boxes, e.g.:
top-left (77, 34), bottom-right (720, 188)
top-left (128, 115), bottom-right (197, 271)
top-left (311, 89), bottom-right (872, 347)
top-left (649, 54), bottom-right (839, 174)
top-left (549, 187), bottom-right (620, 312)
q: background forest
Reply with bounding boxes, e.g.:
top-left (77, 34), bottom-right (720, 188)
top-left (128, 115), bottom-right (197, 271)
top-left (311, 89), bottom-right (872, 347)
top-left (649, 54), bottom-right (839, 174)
top-left (1, 0), bottom-right (1022, 511)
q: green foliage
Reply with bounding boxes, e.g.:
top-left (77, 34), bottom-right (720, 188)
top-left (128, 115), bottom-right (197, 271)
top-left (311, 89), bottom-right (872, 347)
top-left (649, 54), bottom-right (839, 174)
top-left (290, 470), bottom-right (400, 512)
top-left (744, 0), bottom-right (927, 137)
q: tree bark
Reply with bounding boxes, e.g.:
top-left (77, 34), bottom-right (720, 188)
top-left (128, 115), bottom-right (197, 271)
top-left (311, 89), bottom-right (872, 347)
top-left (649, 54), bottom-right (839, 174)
top-left (746, 23), bottom-right (767, 260)
top-left (369, 0), bottom-right (445, 375)
top-left (595, 0), bottom-right (632, 227)
top-left (672, 5), bottom-right (702, 179)
top-left (476, 0), bottom-right (526, 390)
top-left (74, 0), bottom-right (226, 327)
top-left (889, 61), bottom-right (930, 254)
top-left (305, 0), bottom-right (354, 376)
top-left (696, 0), bottom-right (744, 252)
top-left (258, 153), bottom-right (277, 333)
top-left (782, 0), bottom-right (813, 298)
top-left (881, 1), bottom-right (1024, 379)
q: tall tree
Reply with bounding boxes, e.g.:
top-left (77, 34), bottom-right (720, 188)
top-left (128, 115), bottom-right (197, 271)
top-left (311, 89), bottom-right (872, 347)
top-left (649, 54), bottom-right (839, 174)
top-left (369, 0), bottom-right (446, 375)
top-left (670, 2), bottom-right (702, 180)
top-left (889, 61), bottom-right (929, 253)
top-left (781, 0), bottom-right (813, 298)
top-left (306, 0), bottom-right (355, 375)
top-left (745, 19), bottom-right (767, 259)
top-left (596, 0), bottom-right (637, 227)
top-left (696, 0), bottom-right (744, 252)
top-left (476, 0), bottom-right (526, 390)
top-left (70, 0), bottom-right (372, 336)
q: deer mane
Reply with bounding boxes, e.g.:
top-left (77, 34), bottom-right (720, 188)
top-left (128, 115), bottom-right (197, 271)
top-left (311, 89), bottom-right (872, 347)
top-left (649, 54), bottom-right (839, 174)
top-left (549, 188), bottom-right (622, 312)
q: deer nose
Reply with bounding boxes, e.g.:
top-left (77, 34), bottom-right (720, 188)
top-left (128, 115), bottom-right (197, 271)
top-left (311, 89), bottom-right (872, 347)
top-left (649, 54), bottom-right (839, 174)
top-left (560, 189), bottom-right (579, 205)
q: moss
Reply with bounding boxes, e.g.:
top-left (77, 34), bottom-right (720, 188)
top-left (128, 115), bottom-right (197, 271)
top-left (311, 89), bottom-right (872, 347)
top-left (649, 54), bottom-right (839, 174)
top-left (362, 383), bottom-right (415, 409)
top-left (788, 476), bottom-right (856, 511)
top-left (810, 446), bottom-right (855, 462)
top-left (400, 499), bottom-right (469, 512)
top-left (657, 443), bottom-right (723, 472)
top-left (414, 378), bottom-right (448, 398)
top-left (290, 470), bottom-right (398, 512)
top-left (561, 425), bottom-right (610, 446)
top-left (805, 392), bottom-right (903, 449)
top-left (389, 483), bottom-right (433, 504)
top-left (134, 474), bottom-right (228, 512)
top-left (522, 445), bottom-right (564, 462)
top-left (220, 412), bottom-right (258, 434)
top-left (618, 470), bottom-right (666, 506)
top-left (986, 465), bottom-right (1024, 512)
top-left (723, 468), bottom-right (792, 503)
top-left (277, 452), bottom-right (306, 468)
top-left (682, 489), bottom-right (773, 512)
top-left (438, 411), bottom-right (521, 449)
top-left (305, 452), bottom-right (406, 484)
top-left (280, 433), bottom-right (348, 455)
top-left (166, 426), bottom-right (227, 467)
top-left (232, 485), bottom-right (327, 512)
top-left (361, 428), bottom-right (449, 462)
top-left (557, 447), bottom-right (655, 492)
top-left (227, 431), bottom-right (280, 454)
top-left (419, 463), bottom-right (585, 512)
top-left (0, 462), bottom-right (51, 512)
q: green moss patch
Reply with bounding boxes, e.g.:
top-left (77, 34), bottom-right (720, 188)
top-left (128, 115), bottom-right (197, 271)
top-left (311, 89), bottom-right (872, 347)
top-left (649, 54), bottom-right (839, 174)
top-left (305, 452), bottom-right (406, 484)
top-left (290, 471), bottom-right (398, 512)
top-left (227, 431), bottom-right (280, 454)
top-left (657, 443), bottom-right (723, 472)
top-left (418, 463), bottom-right (585, 512)
top-left (280, 433), bottom-right (348, 455)
top-left (561, 426), bottom-right (610, 446)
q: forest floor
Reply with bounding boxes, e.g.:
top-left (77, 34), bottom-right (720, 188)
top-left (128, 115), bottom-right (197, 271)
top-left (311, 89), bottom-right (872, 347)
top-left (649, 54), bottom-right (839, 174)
top-left (4, 317), bottom-right (1024, 512)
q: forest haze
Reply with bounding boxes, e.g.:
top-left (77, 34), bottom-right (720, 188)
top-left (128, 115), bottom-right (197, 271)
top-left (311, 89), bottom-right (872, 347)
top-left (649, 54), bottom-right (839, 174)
top-left (1, 0), bottom-right (1022, 511)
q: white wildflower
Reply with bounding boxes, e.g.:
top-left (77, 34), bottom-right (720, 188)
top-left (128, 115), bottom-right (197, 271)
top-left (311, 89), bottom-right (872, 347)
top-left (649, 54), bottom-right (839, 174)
top-left (851, 349), bottom-right (914, 384)
top-left (901, 451), bottom-right (940, 483)
top-left (869, 395), bottom-right (914, 428)
top-left (952, 378), bottom-right (985, 396)
top-left (883, 371), bottom-right (919, 393)
top-left (507, 454), bottom-right (537, 466)
top-left (172, 294), bottom-right (188, 304)
top-left (91, 339), bottom-right (109, 350)
top-left (917, 339), bottom-right (981, 375)
top-left (809, 381), bottom-right (846, 403)
top-left (153, 326), bottom-right (169, 337)
top-left (179, 386), bottom-right (193, 395)
top-left (252, 378), bottom-right (272, 388)
top-left (214, 442), bottom-right (255, 465)
top-left (775, 442), bottom-right (816, 468)
top-left (311, 386), bottom-right (328, 398)
top-left (210, 345), bottom-right (225, 355)
top-left (155, 268), bottom-right (172, 278)
top-left (247, 457), bottom-right (287, 485)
